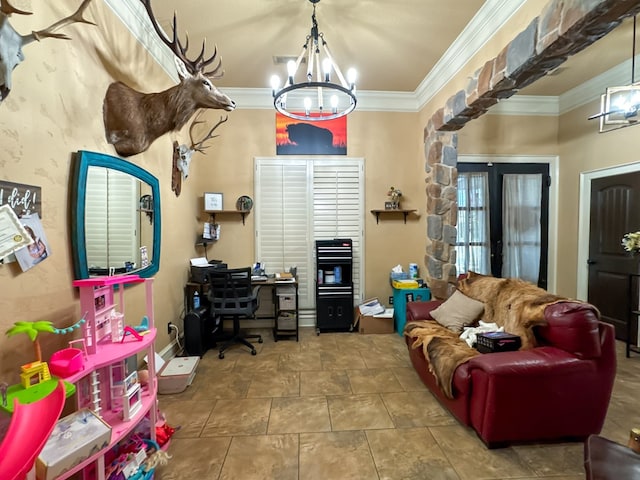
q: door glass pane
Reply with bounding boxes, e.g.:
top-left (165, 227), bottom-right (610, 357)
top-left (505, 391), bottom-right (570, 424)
top-left (502, 174), bottom-right (542, 283)
top-left (456, 172), bottom-right (491, 275)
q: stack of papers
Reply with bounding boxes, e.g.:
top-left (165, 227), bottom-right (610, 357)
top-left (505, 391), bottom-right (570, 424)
top-left (275, 272), bottom-right (295, 282)
top-left (358, 298), bottom-right (385, 316)
top-left (373, 308), bottom-right (394, 318)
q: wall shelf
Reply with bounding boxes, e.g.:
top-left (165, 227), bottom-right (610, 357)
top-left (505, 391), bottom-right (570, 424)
top-left (370, 209), bottom-right (417, 224)
top-left (204, 209), bottom-right (251, 225)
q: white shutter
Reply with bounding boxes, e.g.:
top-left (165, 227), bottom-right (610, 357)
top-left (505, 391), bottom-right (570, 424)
top-left (85, 168), bottom-right (108, 268)
top-left (255, 160), bottom-right (312, 308)
top-left (85, 168), bottom-right (139, 270)
top-left (312, 160), bottom-right (364, 303)
top-left (255, 157), bottom-right (365, 314)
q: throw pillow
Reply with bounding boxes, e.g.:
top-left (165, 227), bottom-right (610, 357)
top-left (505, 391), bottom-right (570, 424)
top-left (430, 290), bottom-right (484, 333)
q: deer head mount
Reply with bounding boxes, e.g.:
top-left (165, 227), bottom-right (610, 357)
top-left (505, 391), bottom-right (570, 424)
top-left (103, 0), bottom-right (236, 158)
top-left (0, 0), bottom-right (95, 102)
top-left (171, 113), bottom-right (228, 196)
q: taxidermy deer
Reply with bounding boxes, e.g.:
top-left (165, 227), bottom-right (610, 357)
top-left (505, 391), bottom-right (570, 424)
top-left (171, 113), bottom-right (228, 196)
top-left (103, 0), bottom-right (236, 158)
top-left (0, 0), bottom-right (95, 102)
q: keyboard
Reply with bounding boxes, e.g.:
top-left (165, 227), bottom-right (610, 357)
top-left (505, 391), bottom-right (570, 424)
top-left (251, 275), bottom-right (268, 282)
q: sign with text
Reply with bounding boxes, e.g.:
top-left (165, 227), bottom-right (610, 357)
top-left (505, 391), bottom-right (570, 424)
top-left (0, 180), bottom-right (42, 218)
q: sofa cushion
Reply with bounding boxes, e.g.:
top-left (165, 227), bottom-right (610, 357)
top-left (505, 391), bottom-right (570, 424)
top-left (430, 290), bottom-right (484, 333)
top-left (536, 301), bottom-right (601, 359)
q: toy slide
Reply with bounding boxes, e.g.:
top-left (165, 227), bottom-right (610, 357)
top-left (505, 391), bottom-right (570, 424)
top-left (0, 379), bottom-right (65, 480)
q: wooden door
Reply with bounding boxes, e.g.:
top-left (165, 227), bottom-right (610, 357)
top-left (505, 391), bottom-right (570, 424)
top-left (588, 172), bottom-right (640, 340)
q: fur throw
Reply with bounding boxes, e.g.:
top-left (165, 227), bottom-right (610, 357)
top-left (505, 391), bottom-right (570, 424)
top-left (405, 321), bottom-right (479, 399)
top-left (405, 273), bottom-right (573, 399)
top-left (458, 272), bottom-right (565, 349)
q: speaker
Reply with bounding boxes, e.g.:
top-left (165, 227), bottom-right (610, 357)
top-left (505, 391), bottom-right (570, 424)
top-left (184, 305), bottom-right (216, 357)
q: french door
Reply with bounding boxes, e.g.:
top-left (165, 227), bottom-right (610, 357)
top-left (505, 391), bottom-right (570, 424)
top-left (456, 163), bottom-right (550, 288)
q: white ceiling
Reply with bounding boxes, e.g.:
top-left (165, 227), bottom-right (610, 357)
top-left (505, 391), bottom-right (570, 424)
top-left (144, 0), bottom-right (638, 101)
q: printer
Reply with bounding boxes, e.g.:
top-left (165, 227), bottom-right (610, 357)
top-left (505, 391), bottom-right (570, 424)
top-left (190, 258), bottom-right (226, 284)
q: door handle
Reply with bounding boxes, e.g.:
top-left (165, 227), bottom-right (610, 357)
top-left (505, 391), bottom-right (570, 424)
top-left (587, 259), bottom-right (596, 265)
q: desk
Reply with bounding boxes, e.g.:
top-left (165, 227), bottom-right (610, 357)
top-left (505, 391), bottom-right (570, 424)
top-left (185, 278), bottom-right (299, 341)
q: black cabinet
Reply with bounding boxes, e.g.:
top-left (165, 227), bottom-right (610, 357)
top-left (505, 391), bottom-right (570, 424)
top-left (315, 239), bottom-right (354, 333)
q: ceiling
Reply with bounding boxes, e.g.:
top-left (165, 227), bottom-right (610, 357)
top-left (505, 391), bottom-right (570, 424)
top-left (147, 0), bottom-right (638, 99)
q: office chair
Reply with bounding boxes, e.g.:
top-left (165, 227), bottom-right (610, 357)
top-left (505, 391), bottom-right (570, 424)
top-left (208, 267), bottom-right (263, 358)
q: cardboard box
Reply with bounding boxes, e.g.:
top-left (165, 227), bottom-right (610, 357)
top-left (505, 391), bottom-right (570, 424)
top-left (354, 308), bottom-right (394, 334)
top-left (37, 408), bottom-right (111, 480)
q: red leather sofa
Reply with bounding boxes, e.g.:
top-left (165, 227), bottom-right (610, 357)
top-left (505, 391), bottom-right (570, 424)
top-left (405, 300), bottom-right (617, 448)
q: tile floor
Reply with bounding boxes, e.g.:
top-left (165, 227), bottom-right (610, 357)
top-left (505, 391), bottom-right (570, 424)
top-left (155, 327), bottom-right (640, 480)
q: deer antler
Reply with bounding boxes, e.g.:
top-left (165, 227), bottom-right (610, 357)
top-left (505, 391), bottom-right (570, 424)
top-left (189, 113), bottom-right (228, 153)
top-left (0, 0), bottom-right (32, 16)
top-left (140, 0), bottom-right (223, 78)
top-left (23, 0), bottom-right (95, 44)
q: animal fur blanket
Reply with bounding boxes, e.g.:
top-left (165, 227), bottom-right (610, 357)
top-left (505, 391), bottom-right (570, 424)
top-left (405, 273), bottom-right (572, 399)
top-left (405, 320), bottom-right (479, 399)
top-left (458, 272), bottom-right (565, 349)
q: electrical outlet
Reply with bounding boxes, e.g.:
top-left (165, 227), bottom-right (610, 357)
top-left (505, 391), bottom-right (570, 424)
top-left (389, 296), bottom-right (393, 305)
top-left (167, 322), bottom-right (173, 335)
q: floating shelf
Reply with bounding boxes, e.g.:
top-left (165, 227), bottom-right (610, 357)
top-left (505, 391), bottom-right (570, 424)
top-left (204, 209), bottom-right (251, 225)
top-left (370, 209), bottom-right (418, 224)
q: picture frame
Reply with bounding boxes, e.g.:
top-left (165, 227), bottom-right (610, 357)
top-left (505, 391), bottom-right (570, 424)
top-left (204, 192), bottom-right (223, 211)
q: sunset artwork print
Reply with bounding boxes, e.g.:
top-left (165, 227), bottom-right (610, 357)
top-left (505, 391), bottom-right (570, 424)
top-left (276, 113), bottom-right (347, 155)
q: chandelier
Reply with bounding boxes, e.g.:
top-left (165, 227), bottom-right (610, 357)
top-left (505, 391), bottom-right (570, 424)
top-left (270, 0), bottom-right (357, 121)
top-left (588, 15), bottom-right (640, 132)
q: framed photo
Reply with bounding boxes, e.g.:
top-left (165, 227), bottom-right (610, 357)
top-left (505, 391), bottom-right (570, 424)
top-left (204, 192), bottom-right (223, 211)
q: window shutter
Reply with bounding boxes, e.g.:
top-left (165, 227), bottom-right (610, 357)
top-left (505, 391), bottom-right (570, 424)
top-left (255, 157), bottom-right (365, 315)
top-left (312, 160), bottom-right (364, 303)
top-left (85, 169), bottom-right (138, 269)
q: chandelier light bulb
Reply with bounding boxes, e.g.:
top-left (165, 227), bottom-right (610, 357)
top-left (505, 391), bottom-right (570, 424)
top-left (304, 96), bottom-right (312, 116)
top-left (270, 75), bottom-right (281, 96)
top-left (287, 60), bottom-right (297, 85)
top-left (322, 58), bottom-right (332, 82)
top-left (347, 68), bottom-right (357, 89)
top-left (330, 95), bottom-right (339, 113)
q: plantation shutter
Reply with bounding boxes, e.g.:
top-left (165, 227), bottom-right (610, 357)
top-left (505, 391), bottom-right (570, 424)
top-left (85, 168), bottom-right (139, 270)
top-left (255, 157), bottom-right (364, 318)
top-left (312, 160), bottom-right (364, 303)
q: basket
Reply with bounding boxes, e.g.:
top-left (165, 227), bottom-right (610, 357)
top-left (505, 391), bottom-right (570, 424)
top-left (476, 332), bottom-right (521, 353)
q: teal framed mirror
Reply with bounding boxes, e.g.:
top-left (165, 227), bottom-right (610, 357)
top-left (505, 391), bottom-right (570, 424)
top-left (71, 150), bottom-right (161, 279)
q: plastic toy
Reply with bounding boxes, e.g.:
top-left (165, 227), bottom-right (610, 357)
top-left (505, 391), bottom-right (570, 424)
top-left (49, 348), bottom-right (84, 377)
top-left (0, 380), bottom-right (65, 480)
top-left (122, 326), bottom-right (143, 342)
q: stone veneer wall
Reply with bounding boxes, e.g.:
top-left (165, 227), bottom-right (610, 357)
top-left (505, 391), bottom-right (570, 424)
top-left (424, 0), bottom-right (640, 300)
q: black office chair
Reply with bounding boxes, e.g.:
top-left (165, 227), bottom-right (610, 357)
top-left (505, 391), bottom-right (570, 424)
top-left (208, 267), bottom-right (263, 358)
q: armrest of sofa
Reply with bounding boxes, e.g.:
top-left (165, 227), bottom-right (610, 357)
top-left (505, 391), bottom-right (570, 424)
top-left (466, 346), bottom-right (591, 375)
top-left (535, 301), bottom-right (602, 358)
top-left (406, 300), bottom-right (444, 323)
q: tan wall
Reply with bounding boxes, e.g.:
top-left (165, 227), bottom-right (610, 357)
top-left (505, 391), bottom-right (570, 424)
top-left (458, 113), bottom-right (559, 155)
top-left (0, 1), bottom-right (424, 382)
top-left (555, 99), bottom-right (640, 298)
top-left (189, 108), bottom-right (425, 307)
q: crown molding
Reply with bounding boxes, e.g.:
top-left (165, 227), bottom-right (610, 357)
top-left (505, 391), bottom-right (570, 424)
top-left (487, 95), bottom-right (559, 116)
top-left (414, 0), bottom-right (528, 111)
top-left (105, 0), bottom-right (179, 82)
top-left (559, 55), bottom-right (640, 115)
top-left (108, 0), bottom-right (528, 114)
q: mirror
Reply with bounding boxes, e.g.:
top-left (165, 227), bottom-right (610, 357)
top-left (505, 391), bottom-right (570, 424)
top-left (71, 150), bottom-right (161, 279)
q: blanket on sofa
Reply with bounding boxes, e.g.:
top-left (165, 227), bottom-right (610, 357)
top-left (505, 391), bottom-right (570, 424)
top-left (458, 272), bottom-right (564, 349)
top-left (406, 274), bottom-right (573, 399)
top-left (405, 320), bottom-right (479, 399)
